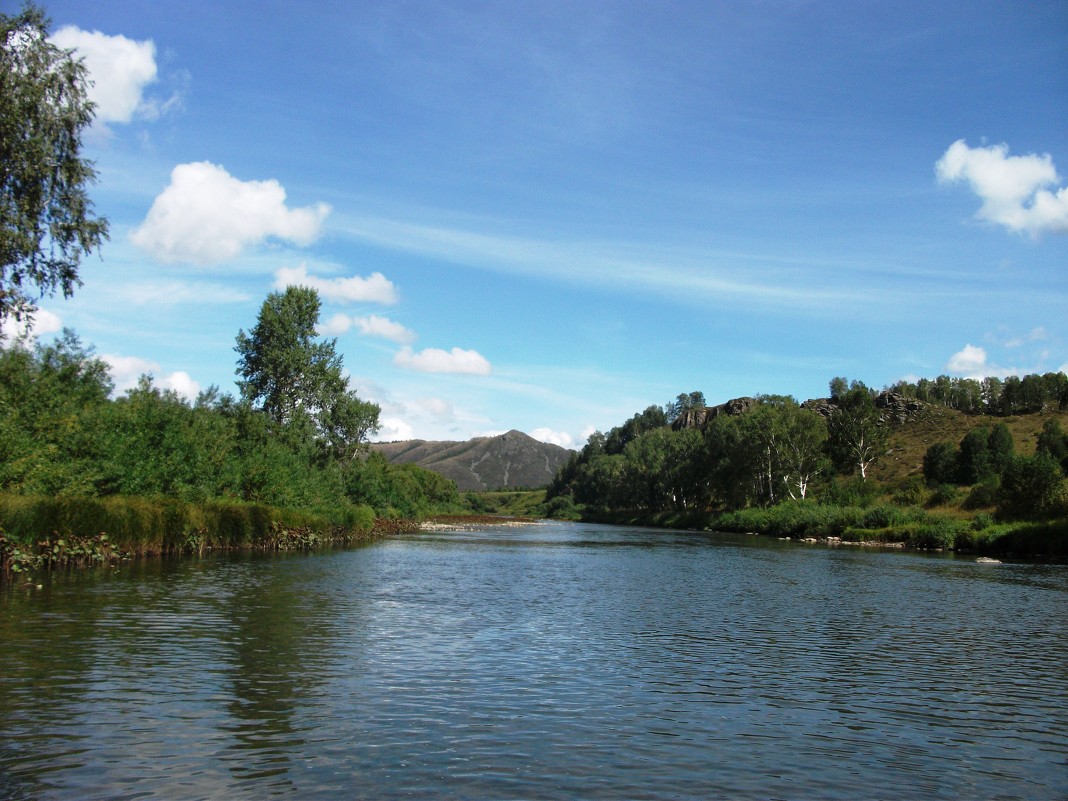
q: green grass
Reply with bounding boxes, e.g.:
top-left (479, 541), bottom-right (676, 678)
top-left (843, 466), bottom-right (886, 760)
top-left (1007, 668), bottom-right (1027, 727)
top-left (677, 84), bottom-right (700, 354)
top-left (0, 493), bottom-right (377, 564)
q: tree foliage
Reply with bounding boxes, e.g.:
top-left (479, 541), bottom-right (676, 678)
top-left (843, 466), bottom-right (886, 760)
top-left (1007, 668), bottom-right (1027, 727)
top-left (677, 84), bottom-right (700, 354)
top-left (1, 4), bottom-right (108, 322)
top-left (0, 291), bottom-right (462, 520)
top-left (235, 286), bottom-right (379, 462)
top-left (826, 386), bottom-right (887, 479)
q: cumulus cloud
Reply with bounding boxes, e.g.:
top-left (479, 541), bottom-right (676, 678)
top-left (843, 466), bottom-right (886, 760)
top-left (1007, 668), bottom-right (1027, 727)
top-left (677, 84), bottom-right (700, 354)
top-left (131, 162), bottom-right (330, 263)
top-left (946, 344), bottom-right (988, 377)
top-left (0, 308), bottom-right (62, 343)
top-left (376, 416), bottom-right (414, 441)
top-left (103, 354), bottom-right (200, 400)
top-left (394, 346), bottom-right (492, 375)
top-left (49, 26), bottom-right (158, 125)
top-left (274, 264), bottom-right (398, 304)
top-left (936, 140), bottom-right (1068, 236)
top-left (160, 370), bottom-right (201, 399)
top-left (317, 313), bottom-right (353, 337)
top-left (529, 428), bottom-right (577, 448)
top-left (354, 315), bottom-right (415, 343)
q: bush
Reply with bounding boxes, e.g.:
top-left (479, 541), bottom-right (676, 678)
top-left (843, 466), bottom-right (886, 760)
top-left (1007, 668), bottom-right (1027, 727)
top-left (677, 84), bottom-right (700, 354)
top-left (544, 495), bottom-right (582, 521)
top-left (997, 453), bottom-right (1066, 520)
top-left (823, 477), bottom-right (880, 508)
top-left (926, 483), bottom-right (960, 507)
top-left (963, 477), bottom-right (999, 510)
top-left (861, 505), bottom-right (919, 529)
top-left (892, 476), bottom-right (928, 506)
top-left (906, 517), bottom-right (965, 550)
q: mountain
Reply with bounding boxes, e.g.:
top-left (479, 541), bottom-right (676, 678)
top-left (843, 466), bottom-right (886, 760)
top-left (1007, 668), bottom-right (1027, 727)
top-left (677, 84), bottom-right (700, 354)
top-left (370, 430), bottom-right (574, 491)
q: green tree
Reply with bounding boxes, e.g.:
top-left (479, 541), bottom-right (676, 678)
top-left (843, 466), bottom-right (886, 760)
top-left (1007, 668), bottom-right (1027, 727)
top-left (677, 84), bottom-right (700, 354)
top-left (826, 386), bottom-right (887, 479)
top-left (997, 453), bottom-right (1065, 519)
top-left (957, 426), bottom-right (992, 485)
top-left (923, 442), bottom-right (958, 486)
top-left (665, 391), bottom-right (705, 424)
top-left (1036, 419), bottom-right (1068, 474)
top-left (0, 328), bottom-right (112, 494)
top-left (987, 423), bottom-right (1015, 474)
top-left (235, 286), bottom-right (379, 455)
top-left (1, 4), bottom-right (108, 322)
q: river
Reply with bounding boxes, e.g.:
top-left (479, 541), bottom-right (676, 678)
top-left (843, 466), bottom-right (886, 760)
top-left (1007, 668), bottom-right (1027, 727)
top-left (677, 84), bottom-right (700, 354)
top-left (0, 521), bottom-right (1065, 800)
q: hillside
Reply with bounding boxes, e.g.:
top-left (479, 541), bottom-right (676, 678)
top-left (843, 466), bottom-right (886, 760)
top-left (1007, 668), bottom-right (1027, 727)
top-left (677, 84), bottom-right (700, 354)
top-left (872, 405), bottom-right (1068, 487)
top-left (371, 430), bottom-right (574, 491)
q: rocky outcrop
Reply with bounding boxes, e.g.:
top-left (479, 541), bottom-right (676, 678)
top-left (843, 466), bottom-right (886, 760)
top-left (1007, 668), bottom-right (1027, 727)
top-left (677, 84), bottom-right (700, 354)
top-left (671, 397), bottom-right (757, 431)
top-left (802, 391), bottom-right (927, 423)
top-left (874, 391), bottom-right (927, 424)
top-left (371, 430), bottom-right (574, 492)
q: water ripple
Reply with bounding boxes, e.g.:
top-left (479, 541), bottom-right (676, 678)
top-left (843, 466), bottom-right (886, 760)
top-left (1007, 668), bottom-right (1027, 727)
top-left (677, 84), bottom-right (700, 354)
top-left (0, 525), bottom-right (1065, 800)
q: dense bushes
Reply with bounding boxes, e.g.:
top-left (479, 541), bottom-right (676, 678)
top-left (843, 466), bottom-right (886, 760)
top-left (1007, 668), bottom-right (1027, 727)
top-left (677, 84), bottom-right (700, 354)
top-left (0, 329), bottom-right (465, 530)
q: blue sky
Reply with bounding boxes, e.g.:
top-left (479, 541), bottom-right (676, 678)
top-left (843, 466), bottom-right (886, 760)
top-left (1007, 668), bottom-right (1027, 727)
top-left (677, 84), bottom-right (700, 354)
top-left (8, 1), bottom-right (1068, 447)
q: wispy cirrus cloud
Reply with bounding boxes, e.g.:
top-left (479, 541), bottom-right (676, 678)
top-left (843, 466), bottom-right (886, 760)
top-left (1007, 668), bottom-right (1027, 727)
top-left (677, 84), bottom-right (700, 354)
top-left (337, 213), bottom-right (869, 312)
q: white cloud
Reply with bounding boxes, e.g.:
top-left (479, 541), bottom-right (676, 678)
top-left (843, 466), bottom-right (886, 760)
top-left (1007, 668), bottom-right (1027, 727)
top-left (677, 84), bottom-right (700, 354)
top-left (394, 346), bottom-right (492, 375)
top-left (376, 416), bottom-right (414, 441)
top-left (103, 354), bottom-right (200, 400)
top-left (49, 26), bottom-right (158, 125)
top-left (0, 308), bottom-right (62, 343)
top-left (354, 314), bottom-right (415, 343)
top-left (131, 162), bottom-right (330, 264)
top-left (945, 344), bottom-right (988, 377)
top-left (529, 427), bottom-right (577, 448)
top-left (936, 140), bottom-right (1068, 236)
top-left (160, 371), bottom-right (201, 400)
top-left (103, 354), bottom-right (158, 392)
top-left (316, 312), bottom-right (353, 336)
top-left (274, 264), bottom-right (397, 304)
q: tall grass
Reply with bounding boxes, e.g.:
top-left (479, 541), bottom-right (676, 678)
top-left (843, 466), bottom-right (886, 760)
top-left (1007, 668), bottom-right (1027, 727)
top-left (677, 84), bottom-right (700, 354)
top-left (0, 494), bottom-right (377, 556)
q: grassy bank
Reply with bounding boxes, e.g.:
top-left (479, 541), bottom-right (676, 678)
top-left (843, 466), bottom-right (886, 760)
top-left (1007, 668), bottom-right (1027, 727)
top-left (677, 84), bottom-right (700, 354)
top-left (581, 501), bottom-right (1068, 558)
top-left (0, 494), bottom-right (382, 577)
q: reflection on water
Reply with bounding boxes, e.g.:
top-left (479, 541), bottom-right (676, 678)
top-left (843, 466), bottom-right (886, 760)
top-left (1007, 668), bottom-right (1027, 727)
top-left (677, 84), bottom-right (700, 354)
top-left (1, 523), bottom-right (1065, 800)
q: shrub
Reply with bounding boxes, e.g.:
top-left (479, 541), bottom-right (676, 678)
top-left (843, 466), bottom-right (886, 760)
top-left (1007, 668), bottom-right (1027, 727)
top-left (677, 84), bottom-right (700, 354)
top-left (544, 495), bottom-right (582, 521)
top-left (823, 477), bottom-right (880, 508)
top-left (997, 454), bottom-right (1066, 520)
top-left (926, 483), bottom-right (960, 507)
top-left (892, 476), bottom-right (928, 506)
top-left (906, 517), bottom-right (964, 550)
top-left (963, 477), bottom-right (999, 510)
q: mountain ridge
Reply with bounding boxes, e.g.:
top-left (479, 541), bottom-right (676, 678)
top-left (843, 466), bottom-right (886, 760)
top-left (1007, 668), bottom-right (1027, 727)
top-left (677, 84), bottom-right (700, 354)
top-left (371, 429), bottom-right (574, 491)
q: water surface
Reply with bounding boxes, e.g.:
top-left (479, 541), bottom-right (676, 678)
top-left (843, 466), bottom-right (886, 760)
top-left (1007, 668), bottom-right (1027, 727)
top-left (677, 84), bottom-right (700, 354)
top-left (1, 522), bottom-right (1065, 799)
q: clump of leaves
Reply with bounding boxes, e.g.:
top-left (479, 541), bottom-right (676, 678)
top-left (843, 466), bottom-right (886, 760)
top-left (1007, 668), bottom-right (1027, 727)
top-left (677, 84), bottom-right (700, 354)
top-left (1, 527), bottom-right (123, 576)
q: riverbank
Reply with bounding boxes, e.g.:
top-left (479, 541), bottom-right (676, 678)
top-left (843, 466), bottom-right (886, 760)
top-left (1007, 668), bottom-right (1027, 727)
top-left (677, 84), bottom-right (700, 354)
top-left (0, 496), bottom-right (546, 579)
top-left (0, 494), bottom-right (391, 578)
top-left (580, 502), bottom-right (1068, 559)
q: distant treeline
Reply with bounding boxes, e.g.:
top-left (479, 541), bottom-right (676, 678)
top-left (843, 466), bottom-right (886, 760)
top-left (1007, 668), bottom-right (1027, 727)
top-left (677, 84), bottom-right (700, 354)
top-left (886, 372), bottom-right (1068, 415)
top-left (545, 379), bottom-right (1068, 552)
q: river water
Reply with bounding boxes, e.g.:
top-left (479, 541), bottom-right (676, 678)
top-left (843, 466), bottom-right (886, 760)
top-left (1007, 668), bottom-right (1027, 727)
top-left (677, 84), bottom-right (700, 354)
top-left (0, 521), bottom-right (1065, 800)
